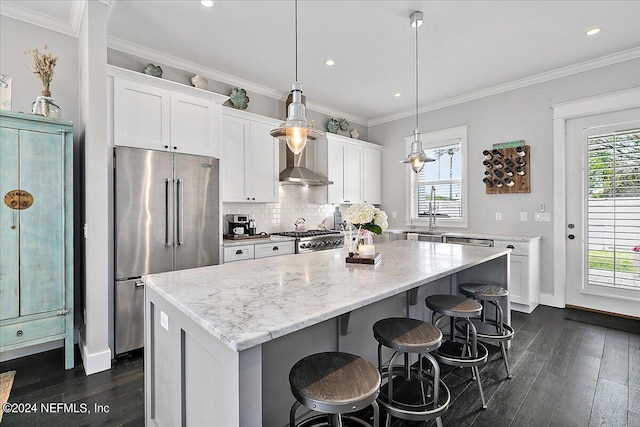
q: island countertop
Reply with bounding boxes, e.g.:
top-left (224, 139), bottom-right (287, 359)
top-left (143, 240), bottom-right (510, 352)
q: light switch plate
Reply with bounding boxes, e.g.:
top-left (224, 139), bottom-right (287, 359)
top-left (495, 212), bottom-right (502, 221)
top-left (520, 212), bottom-right (528, 221)
top-left (535, 212), bottom-right (551, 222)
top-left (161, 311), bottom-right (169, 331)
top-left (539, 203), bottom-right (545, 212)
top-left (392, 211), bottom-right (397, 219)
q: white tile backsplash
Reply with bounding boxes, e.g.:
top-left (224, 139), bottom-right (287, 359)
top-left (223, 186), bottom-right (339, 233)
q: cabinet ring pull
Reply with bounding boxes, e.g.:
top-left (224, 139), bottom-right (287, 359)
top-left (16, 330), bottom-right (23, 336)
top-left (506, 245), bottom-right (514, 249)
top-left (236, 249), bottom-right (243, 255)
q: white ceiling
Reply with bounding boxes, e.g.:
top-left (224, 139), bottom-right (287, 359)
top-left (3, 1), bottom-right (640, 125)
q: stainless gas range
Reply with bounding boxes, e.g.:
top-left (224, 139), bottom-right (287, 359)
top-left (271, 230), bottom-right (344, 253)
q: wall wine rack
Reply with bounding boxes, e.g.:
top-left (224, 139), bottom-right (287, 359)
top-left (483, 145), bottom-right (530, 194)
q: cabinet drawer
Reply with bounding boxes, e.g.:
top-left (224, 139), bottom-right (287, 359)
top-left (0, 316), bottom-right (65, 347)
top-left (254, 241), bottom-right (295, 259)
top-left (223, 245), bottom-right (255, 263)
top-left (493, 240), bottom-right (529, 256)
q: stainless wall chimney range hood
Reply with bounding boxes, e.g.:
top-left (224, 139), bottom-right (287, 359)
top-left (279, 145), bottom-right (332, 186)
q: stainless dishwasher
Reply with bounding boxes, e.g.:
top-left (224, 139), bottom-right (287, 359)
top-left (444, 236), bottom-right (494, 247)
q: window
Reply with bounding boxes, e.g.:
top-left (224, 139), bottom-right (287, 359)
top-left (406, 125), bottom-right (468, 228)
top-left (587, 127), bottom-right (640, 289)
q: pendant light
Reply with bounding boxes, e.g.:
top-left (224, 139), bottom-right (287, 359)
top-left (270, 0), bottom-right (324, 154)
top-left (401, 11), bottom-right (434, 173)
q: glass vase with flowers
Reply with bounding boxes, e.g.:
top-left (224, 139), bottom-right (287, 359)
top-left (343, 203), bottom-right (388, 257)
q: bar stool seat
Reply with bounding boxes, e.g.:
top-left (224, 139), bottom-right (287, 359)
top-left (457, 283), bottom-right (515, 378)
top-left (426, 295), bottom-right (489, 409)
top-left (289, 351), bottom-right (381, 427)
top-left (373, 318), bottom-right (450, 427)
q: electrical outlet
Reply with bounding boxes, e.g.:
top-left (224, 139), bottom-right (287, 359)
top-left (161, 311), bottom-right (169, 331)
top-left (392, 211), bottom-right (397, 219)
top-left (539, 203), bottom-right (545, 212)
top-left (520, 212), bottom-right (528, 221)
top-left (535, 212), bottom-right (551, 222)
top-left (495, 212), bottom-right (502, 221)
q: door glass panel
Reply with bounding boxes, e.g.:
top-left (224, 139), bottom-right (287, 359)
top-left (587, 128), bottom-right (640, 290)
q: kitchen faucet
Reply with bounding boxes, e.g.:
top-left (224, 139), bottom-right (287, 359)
top-left (428, 186), bottom-right (437, 232)
top-left (294, 217), bottom-right (306, 231)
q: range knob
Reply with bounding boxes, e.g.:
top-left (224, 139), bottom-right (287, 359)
top-left (299, 243), bottom-right (307, 249)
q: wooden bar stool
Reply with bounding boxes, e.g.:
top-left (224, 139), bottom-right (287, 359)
top-left (289, 351), bottom-right (381, 427)
top-left (425, 294), bottom-right (489, 409)
top-left (373, 317), bottom-right (450, 427)
top-left (458, 283), bottom-right (514, 378)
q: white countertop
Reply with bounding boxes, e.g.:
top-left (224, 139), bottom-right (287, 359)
top-left (222, 235), bottom-right (296, 247)
top-left (387, 229), bottom-right (541, 242)
top-left (144, 240), bottom-right (509, 352)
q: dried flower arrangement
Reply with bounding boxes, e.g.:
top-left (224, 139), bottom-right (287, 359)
top-left (25, 45), bottom-right (58, 97)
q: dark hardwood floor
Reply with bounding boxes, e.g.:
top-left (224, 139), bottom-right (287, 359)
top-left (0, 306), bottom-right (638, 426)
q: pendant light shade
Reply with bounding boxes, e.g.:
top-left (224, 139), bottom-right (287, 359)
top-left (400, 10), bottom-right (434, 173)
top-left (270, 0), bottom-right (323, 154)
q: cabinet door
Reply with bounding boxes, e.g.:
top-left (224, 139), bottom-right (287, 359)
top-left (344, 143), bottom-right (362, 204)
top-left (221, 115), bottom-right (250, 202)
top-left (509, 255), bottom-right (529, 305)
top-left (19, 129), bottom-right (65, 316)
top-left (362, 146), bottom-right (382, 205)
top-left (327, 139), bottom-right (345, 204)
top-left (170, 92), bottom-right (218, 157)
top-left (114, 78), bottom-right (171, 151)
top-left (0, 127), bottom-right (19, 320)
top-left (249, 122), bottom-right (278, 202)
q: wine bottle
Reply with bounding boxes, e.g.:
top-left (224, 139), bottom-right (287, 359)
top-left (492, 159), bottom-right (503, 169)
top-left (504, 177), bottom-right (515, 187)
top-left (492, 179), bottom-right (503, 187)
top-left (483, 177), bottom-right (493, 187)
top-left (483, 160), bottom-right (493, 168)
top-left (515, 166), bottom-right (525, 176)
top-left (504, 158), bottom-right (514, 167)
top-left (494, 169), bottom-right (504, 178)
top-left (515, 146), bottom-right (526, 157)
top-left (484, 170), bottom-right (492, 177)
top-left (482, 150), bottom-right (493, 160)
top-left (491, 149), bottom-right (503, 159)
top-left (515, 157), bottom-right (525, 166)
top-left (504, 167), bottom-right (514, 177)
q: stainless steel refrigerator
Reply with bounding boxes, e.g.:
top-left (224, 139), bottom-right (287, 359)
top-left (114, 147), bottom-right (219, 355)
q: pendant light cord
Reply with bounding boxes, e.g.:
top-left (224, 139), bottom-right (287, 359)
top-left (415, 20), bottom-right (419, 130)
top-left (295, 0), bottom-right (298, 83)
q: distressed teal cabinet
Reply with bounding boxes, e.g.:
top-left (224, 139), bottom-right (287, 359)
top-left (0, 111), bottom-right (74, 369)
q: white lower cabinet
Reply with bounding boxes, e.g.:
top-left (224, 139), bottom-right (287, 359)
top-left (493, 238), bottom-right (540, 313)
top-left (223, 240), bottom-right (294, 263)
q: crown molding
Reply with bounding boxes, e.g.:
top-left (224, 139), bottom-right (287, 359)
top-left (0, 0), bottom-right (86, 38)
top-left (368, 47), bottom-right (640, 127)
top-left (106, 36), bottom-right (368, 126)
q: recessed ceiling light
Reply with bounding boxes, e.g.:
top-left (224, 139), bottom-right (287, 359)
top-left (325, 59), bottom-right (335, 66)
top-left (394, 93), bottom-right (402, 97)
top-left (201, 1), bottom-right (214, 7)
top-left (585, 28), bottom-right (601, 36)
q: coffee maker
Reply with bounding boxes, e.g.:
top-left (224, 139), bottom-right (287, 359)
top-left (226, 214), bottom-right (249, 236)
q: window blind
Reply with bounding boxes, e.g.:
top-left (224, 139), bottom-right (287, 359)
top-left (587, 128), bottom-right (640, 289)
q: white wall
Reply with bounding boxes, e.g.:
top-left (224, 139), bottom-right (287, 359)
top-left (78, 1), bottom-right (111, 375)
top-left (368, 58), bottom-right (640, 300)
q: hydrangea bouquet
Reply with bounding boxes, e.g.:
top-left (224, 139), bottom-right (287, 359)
top-left (344, 203), bottom-right (389, 235)
top-left (343, 203), bottom-right (388, 255)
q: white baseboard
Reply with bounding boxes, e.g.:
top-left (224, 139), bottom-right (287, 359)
top-left (0, 339), bottom-right (64, 362)
top-left (540, 292), bottom-right (564, 308)
top-left (78, 333), bottom-right (111, 375)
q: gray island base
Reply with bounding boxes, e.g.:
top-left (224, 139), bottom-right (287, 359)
top-left (144, 240), bottom-right (510, 426)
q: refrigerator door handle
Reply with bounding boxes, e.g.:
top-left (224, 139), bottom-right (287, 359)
top-left (165, 178), bottom-right (174, 247)
top-left (176, 178), bottom-right (184, 246)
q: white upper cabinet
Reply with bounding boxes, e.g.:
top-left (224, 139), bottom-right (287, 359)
top-left (318, 133), bottom-right (382, 205)
top-left (110, 66), bottom-right (227, 157)
top-left (362, 144), bottom-right (382, 205)
top-left (170, 92), bottom-right (219, 157)
top-left (221, 109), bottom-right (279, 203)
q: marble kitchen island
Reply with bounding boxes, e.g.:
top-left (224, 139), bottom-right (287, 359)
top-left (143, 240), bottom-right (511, 427)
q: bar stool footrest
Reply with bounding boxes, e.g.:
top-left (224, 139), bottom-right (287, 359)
top-left (454, 318), bottom-right (515, 341)
top-left (378, 365), bottom-right (450, 422)
top-left (296, 414), bottom-right (374, 427)
top-left (434, 341), bottom-right (488, 367)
